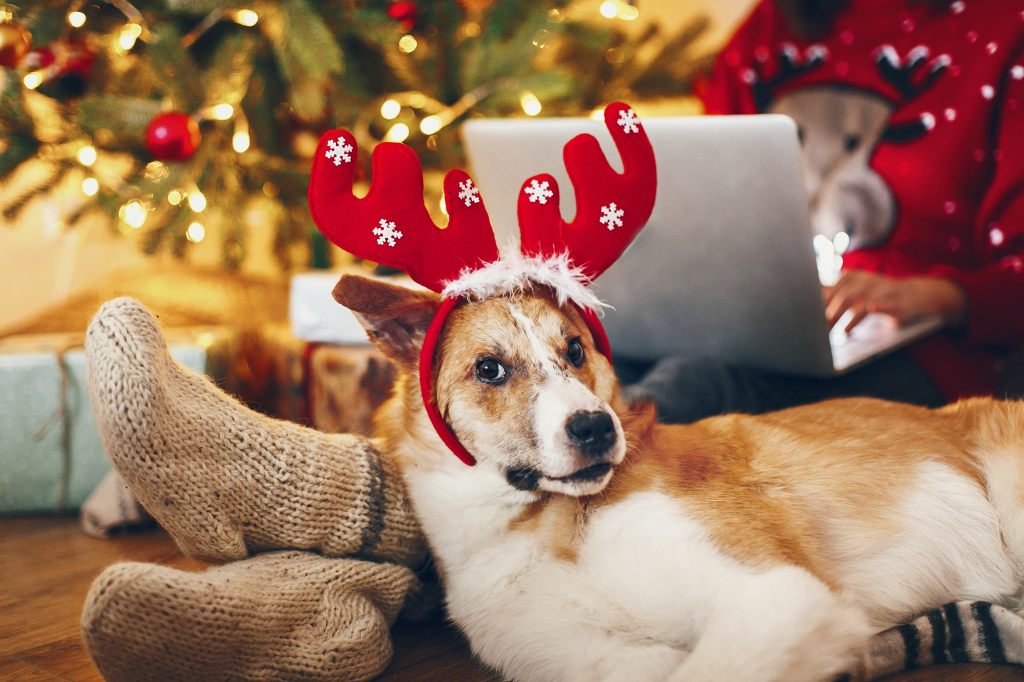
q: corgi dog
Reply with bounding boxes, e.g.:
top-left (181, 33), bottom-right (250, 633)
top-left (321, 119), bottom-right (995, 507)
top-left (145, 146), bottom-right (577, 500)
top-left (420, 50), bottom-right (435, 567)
top-left (306, 102), bottom-right (1023, 681)
top-left (334, 273), bottom-right (1024, 682)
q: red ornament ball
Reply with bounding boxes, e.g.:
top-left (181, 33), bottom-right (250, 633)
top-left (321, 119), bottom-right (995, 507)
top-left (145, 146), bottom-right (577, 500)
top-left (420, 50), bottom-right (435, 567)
top-left (145, 112), bottom-right (201, 161)
top-left (387, 1), bottom-right (419, 31)
top-left (0, 19), bottom-right (31, 68)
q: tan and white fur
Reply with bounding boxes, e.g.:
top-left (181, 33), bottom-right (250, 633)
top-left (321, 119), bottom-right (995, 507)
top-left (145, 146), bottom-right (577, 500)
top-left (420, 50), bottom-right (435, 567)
top-left (334, 273), bottom-right (1024, 682)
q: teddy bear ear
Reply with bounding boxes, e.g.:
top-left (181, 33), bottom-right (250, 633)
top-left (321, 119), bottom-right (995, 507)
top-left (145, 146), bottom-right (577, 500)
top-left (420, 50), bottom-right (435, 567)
top-left (332, 274), bottom-right (441, 366)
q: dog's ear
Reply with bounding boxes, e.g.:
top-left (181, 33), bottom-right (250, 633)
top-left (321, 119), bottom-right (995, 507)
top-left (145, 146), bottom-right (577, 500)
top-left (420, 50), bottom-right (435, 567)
top-left (332, 275), bottom-right (441, 365)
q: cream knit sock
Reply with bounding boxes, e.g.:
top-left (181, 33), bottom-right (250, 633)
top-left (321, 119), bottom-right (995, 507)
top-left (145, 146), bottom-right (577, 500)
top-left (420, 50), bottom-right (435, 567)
top-left (85, 297), bottom-right (425, 566)
top-left (82, 551), bottom-right (414, 682)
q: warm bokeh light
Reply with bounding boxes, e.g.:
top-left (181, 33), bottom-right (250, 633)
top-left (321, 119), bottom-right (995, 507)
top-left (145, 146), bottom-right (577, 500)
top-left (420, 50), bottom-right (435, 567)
top-left (167, 190), bottom-right (183, 206)
top-left (231, 9), bottom-right (259, 27)
top-left (380, 99), bottom-right (401, 120)
top-left (384, 122), bottom-right (410, 142)
top-left (599, 1), bottom-right (618, 19)
top-left (121, 200), bottom-right (147, 229)
top-left (67, 11), bottom-right (86, 28)
top-left (232, 129), bottom-right (251, 153)
top-left (186, 221), bottom-right (206, 243)
top-left (210, 103), bottom-right (234, 120)
top-left (76, 145), bottom-right (97, 167)
top-left (23, 72), bottom-right (44, 90)
top-left (118, 23), bottom-right (143, 51)
top-left (398, 35), bottom-right (418, 53)
top-left (188, 191), bottom-right (207, 213)
top-left (520, 92), bottom-right (542, 116)
top-left (81, 177), bottom-right (99, 196)
top-left (420, 115), bottom-right (443, 135)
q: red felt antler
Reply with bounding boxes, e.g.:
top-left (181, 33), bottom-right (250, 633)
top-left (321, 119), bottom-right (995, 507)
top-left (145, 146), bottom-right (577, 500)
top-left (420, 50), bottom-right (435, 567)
top-left (516, 102), bottom-right (657, 281)
top-left (307, 129), bottom-right (499, 293)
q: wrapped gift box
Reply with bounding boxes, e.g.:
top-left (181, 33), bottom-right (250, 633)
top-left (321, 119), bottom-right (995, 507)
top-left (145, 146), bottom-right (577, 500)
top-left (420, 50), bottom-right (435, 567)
top-left (0, 328), bottom-right (233, 515)
top-left (289, 270), bottom-right (420, 345)
top-left (245, 323), bottom-right (395, 436)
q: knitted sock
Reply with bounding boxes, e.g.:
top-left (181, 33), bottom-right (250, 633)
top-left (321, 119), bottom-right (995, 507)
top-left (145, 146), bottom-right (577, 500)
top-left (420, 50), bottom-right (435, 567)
top-left (82, 551), bottom-right (414, 682)
top-left (85, 297), bottom-right (424, 566)
top-left (843, 601), bottom-right (1024, 681)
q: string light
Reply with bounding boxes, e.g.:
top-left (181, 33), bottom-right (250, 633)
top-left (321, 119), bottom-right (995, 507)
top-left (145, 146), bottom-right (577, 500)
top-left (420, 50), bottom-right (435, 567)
top-left (188, 190), bottom-right (207, 212)
top-left (67, 10), bottom-right (86, 27)
top-left (598, 0), bottom-right (639, 20)
top-left (23, 72), bottom-right (44, 90)
top-left (599, 1), bottom-right (618, 19)
top-left (232, 128), bottom-right (251, 153)
top-left (76, 145), bottom-right (97, 167)
top-left (120, 200), bottom-right (147, 229)
top-left (209, 103), bottom-right (234, 120)
top-left (81, 177), bottom-right (99, 196)
top-left (520, 92), bottom-right (542, 117)
top-left (230, 9), bottom-right (259, 27)
top-left (380, 99), bottom-right (401, 120)
top-left (186, 221), bottom-right (206, 243)
top-left (420, 115), bottom-right (443, 135)
top-left (118, 23), bottom-right (143, 51)
top-left (398, 35), bottom-right (418, 53)
top-left (167, 190), bottom-right (183, 205)
top-left (384, 122), bottom-right (410, 142)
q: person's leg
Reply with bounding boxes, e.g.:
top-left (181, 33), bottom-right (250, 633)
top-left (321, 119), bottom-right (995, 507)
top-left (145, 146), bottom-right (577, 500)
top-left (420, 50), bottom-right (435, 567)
top-left (82, 551), bottom-right (416, 682)
top-left (86, 297), bottom-right (425, 565)
top-left (624, 350), bottom-right (943, 424)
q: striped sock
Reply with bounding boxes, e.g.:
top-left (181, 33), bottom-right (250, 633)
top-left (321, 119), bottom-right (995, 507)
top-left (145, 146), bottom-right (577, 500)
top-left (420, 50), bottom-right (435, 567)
top-left (842, 601), bottom-right (1024, 681)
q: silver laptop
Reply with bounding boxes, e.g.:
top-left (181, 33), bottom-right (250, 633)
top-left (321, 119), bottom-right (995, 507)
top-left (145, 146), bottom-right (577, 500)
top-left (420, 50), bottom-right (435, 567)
top-left (462, 114), bottom-right (941, 377)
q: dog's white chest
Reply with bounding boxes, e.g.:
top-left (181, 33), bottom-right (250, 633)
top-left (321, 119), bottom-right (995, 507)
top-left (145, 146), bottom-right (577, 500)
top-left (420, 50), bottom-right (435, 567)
top-left (443, 489), bottom-right (753, 661)
top-left (574, 491), bottom-right (755, 643)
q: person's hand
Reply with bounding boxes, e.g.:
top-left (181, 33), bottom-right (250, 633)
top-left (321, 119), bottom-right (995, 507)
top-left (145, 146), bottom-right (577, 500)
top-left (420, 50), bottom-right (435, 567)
top-left (823, 271), bottom-right (967, 333)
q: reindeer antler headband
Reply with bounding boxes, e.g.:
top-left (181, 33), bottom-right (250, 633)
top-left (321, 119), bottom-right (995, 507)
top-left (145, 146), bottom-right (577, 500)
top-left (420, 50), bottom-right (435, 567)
top-left (308, 102), bottom-right (657, 466)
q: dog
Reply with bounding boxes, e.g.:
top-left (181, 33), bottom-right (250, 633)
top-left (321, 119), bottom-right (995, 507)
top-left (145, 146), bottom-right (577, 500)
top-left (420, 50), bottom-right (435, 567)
top-left (333, 272), bottom-right (1024, 682)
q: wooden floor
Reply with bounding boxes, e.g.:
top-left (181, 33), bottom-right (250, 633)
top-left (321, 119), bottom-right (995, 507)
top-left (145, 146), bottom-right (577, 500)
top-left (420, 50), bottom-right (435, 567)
top-left (1, 517), bottom-right (1023, 682)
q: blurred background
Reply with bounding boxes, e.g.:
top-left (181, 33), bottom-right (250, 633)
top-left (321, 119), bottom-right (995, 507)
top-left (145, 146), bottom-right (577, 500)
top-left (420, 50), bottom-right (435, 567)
top-left (0, 0), bottom-right (753, 331)
top-left (0, 0), bottom-right (755, 518)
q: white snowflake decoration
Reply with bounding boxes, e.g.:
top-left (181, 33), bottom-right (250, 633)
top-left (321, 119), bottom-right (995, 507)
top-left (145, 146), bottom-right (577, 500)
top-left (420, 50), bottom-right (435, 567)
top-left (981, 84), bottom-right (995, 100)
top-left (616, 108), bottom-right (640, 134)
top-left (373, 218), bottom-right (403, 247)
top-left (324, 137), bottom-right (353, 166)
top-left (458, 179), bottom-right (481, 207)
top-left (1011, 65), bottom-right (1024, 81)
top-left (599, 202), bottom-right (624, 231)
top-left (524, 179), bottom-right (554, 204)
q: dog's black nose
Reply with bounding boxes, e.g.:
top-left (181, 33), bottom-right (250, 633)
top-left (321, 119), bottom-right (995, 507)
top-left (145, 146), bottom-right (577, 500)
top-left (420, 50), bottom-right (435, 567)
top-left (566, 410), bottom-right (616, 456)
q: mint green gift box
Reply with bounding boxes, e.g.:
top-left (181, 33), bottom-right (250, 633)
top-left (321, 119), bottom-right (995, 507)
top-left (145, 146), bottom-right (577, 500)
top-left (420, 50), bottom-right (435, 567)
top-left (0, 329), bottom-right (228, 514)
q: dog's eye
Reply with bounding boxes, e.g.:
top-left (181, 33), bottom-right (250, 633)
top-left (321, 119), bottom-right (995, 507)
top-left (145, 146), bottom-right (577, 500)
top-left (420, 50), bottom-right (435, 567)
top-left (843, 133), bottom-right (861, 152)
top-left (567, 338), bottom-right (585, 368)
top-left (475, 357), bottom-right (508, 385)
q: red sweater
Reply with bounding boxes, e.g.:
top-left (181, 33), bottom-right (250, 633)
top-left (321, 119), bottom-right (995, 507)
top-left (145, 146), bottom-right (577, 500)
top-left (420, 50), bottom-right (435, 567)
top-left (702, 0), bottom-right (1024, 400)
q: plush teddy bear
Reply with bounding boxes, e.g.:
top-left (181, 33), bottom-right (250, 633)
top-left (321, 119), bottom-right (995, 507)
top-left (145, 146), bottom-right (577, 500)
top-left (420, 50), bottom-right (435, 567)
top-left (81, 297), bottom-right (1024, 681)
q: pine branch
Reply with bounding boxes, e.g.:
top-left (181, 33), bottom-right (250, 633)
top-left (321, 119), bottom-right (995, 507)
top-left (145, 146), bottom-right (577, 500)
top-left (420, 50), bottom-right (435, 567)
top-left (22, 6), bottom-right (65, 47)
top-left (75, 95), bottom-right (163, 145)
top-left (261, 0), bottom-right (344, 122)
top-left (146, 24), bottom-right (205, 111)
top-left (2, 161), bottom-right (73, 222)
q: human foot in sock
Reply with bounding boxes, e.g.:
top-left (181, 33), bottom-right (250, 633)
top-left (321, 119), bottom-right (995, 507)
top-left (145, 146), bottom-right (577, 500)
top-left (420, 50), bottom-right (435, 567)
top-left (82, 551), bottom-right (415, 682)
top-left (85, 297), bottom-right (425, 565)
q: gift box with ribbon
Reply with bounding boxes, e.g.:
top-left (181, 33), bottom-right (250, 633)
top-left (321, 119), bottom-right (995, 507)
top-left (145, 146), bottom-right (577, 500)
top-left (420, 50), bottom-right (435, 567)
top-left (0, 328), bottom-right (234, 515)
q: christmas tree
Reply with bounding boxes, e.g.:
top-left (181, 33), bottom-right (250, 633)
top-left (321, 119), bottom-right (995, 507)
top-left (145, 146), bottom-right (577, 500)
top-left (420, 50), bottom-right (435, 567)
top-left (0, 0), bottom-right (711, 271)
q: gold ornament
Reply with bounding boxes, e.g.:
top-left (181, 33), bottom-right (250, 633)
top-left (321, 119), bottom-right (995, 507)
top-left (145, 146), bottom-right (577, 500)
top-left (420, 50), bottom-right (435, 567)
top-left (0, 18), bottom-right (31, 68)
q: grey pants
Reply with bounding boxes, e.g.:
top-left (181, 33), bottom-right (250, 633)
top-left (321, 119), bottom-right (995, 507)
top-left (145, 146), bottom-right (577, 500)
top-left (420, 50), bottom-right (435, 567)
top-left (619, 351), bottom-right (944, 424)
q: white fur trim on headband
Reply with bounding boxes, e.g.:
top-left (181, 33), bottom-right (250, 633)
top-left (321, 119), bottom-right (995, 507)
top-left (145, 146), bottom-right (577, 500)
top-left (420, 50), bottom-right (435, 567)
top-left (441, 253), bottom-right (609, 312)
